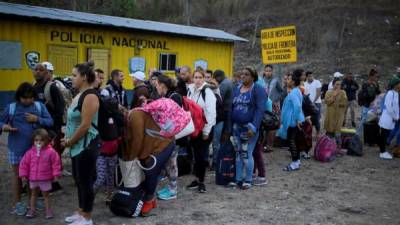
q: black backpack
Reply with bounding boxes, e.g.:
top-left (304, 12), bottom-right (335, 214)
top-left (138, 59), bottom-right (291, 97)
top-left (109, 185), bottom-right (144, 218)
top-left (262, 111), bottom-right (280, 131)
top-left (302, 94), bottom-right (318, 117)
top-left (201, 88), bottom-right (225, 123)
top-left (75, 89), bottom-right (124, 141)
top-left (347, 135), bottom-right (363, 156)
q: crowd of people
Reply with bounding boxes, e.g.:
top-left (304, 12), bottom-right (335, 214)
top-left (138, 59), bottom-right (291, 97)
top-left (1, 60), bottom-right (399, 224)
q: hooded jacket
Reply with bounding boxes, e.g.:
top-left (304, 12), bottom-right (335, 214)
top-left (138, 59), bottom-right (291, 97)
top-left (19, 144), bottom-right (61, 181)
top-left (187, 83), bottom-right (217, 136)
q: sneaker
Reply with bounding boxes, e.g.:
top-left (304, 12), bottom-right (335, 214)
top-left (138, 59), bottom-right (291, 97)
top-left (301, 152), bottom-right (311, 159)
top-left (253, 177), bottom-right (268, 186)
top-left (241, 182), bottom-right (252, 190)
top-left (45, 209), bottom-right (54, 219)
top-left (283, 162), bottom-right (300, 172)
top-left (198, 183), bottom-right (207, 193)
top-left (158, 189), bottom-right (177, 200)
top-left (227, 182), bottom-right (237, 188)
top-left (70, 218), bottom-right (93, 225)
top-left (65, 212), bottom-right (82, 223)
top-left (186, 180), bottom-right (200, 190)
top-left (15, 202), bottom-right (27, 216)
top-left (25, 209), bottom-right (35, 218)
top-left (380, 151), bottom-right (393, 160)
top-left (157, 186), bottom-right (169, 196)
top-left (62, 169), bottom-right (72, 176)
top-left (141, 199), bottom-right (156, 217)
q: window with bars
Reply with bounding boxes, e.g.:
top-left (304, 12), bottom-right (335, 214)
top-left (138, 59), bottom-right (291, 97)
top-left (158, 53), bottom-right (176, 71)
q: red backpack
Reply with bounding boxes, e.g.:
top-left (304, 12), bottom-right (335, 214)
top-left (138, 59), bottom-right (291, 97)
top-left (182, 96), bottom-right (206, 138)
top-left (314, 135), bottom-right (337, 162)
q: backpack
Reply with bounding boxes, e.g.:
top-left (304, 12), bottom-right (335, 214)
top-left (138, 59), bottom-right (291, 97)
top-left (44, 80), bottom-right (72, 123)
top-left (109, 185), bottom-right (144, 218)
top-left (262, 110), bottom-right (280, 130)
top-left (215, 140), bottom-right (235, 186)
top-left (201, 88), bottom-right (225, 123)
top-left (182, 96), bottom-right (207, 138)
top-left (75, 89), bottom-right (124, 141)
top-left (357, 83), bottom-right (371, 106)
top-left (138, 98), bottom-right (191, 138)
top-left (314, 135), bottom-right (337, 162)
top-left (346, 135), bottom-right (363, 156)
top-left (302, 94), bottom-right (318, 117)
top-left (9, 101), bottom-right (41, 117)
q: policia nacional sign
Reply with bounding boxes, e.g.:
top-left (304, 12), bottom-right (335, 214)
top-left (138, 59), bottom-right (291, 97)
top-left (50, 30), bottom-right (170, 50)
top-left (261, 26), bottom-right (297, 64)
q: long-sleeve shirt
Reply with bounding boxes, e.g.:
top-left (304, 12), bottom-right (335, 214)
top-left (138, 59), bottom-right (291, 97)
top-left (0, 102), bottom-right (53, 157)
top-left (278, 87), bottom-right (305, 139)
top-left (257, 75), bottom-right (284, 103)
top-left (342, 79), bottom-right (359, 101)
top-left (218, 78), bottom-right (234, 133)
top-left (188, 83), bottom-right (216, 136)
top-left (231, 83), bottom-right (266, 132)
top-left (379, 90), bottom-right (399, 130)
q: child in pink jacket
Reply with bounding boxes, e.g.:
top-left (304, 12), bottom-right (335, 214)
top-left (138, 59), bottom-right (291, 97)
top-left (19, 129), bottom-right (61, 219)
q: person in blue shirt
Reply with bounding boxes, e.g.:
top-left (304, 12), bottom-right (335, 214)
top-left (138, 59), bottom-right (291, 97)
top-left (0, 82), bottom-right (53, 216)
top-left (231, 67), bottom-right (266, 189)
top-left (278, 69), bottom-right (305, 171)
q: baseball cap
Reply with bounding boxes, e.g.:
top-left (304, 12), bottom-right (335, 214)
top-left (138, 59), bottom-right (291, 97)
top-left (129, 71), bottom-right (146, 81)
top-left (333, 72), bottom-right (344, 78)
top-left (42, 61), bottom-right (54, 71)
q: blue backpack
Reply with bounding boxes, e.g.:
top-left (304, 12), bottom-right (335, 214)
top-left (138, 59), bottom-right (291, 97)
top-left (8, 101), bottom-right (41, 117)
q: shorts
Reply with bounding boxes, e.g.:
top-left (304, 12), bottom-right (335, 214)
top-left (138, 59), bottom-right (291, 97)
top-left (8, 151), bottom-right (23, 165)
top-left (29, 181), bottom-right (52, 192)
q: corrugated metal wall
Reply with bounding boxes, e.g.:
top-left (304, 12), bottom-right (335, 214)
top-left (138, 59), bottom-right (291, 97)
top-left (0, 19), bottom-right (234, 92)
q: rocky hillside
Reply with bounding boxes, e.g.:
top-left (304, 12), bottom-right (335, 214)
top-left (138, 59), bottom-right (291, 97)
top-left (5, 0), bottom-right (400, 80)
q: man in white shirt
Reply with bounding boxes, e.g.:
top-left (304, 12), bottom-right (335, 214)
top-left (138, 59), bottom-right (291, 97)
top-left (304, 71), bottom-right (322, 136)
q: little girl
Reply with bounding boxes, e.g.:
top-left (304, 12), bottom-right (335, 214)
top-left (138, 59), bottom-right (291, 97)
top-left (0, 82), bottom-right (53, 216)
top-left (19, 128), bottom-right (61, 219)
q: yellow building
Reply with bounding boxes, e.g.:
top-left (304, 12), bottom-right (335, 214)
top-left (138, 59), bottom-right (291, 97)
top-left (0, 2), bottom-right (246, 107)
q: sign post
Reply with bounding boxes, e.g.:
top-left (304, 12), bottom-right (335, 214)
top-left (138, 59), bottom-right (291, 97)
top-left (261, 25), bottom-right (297, 64)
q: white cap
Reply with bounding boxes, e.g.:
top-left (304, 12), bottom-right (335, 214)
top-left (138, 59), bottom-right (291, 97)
top-left (42, 61), bottom-right (54, 71)
top-left (333, 71), bottom-right (344, 78)
top-left (129, 71), bottom-right (146, 81)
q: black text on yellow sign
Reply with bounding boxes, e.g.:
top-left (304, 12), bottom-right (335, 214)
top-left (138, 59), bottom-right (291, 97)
top-left (261, 26), bottom-right (297, 64)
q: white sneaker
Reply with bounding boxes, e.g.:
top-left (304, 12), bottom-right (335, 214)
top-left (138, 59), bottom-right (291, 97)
top-left (62, 169), bottom-right (72, 176)
top-left (65, 212), bottom-right (82, 223)
top-left (380, 152), bottom-right (393, 160)
top-left (70, 218), bottom-right (93, 225)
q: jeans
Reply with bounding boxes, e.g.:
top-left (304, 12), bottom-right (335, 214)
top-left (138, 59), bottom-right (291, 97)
top-left (344, 100), bottom-right (357, 125)
top-left (212, 121), bottom-right (224, 165)
top-left (356, 106), bottom-right (369, 136)
top-left (387, 121), bottom-right (400, 146)
top-left (233, 124), bottom-right (259, 183)
top-left (143, 142), bottom-right (175, 201)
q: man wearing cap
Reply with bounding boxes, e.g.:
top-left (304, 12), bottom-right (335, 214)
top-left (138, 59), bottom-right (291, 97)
top-left (101, 69), bottom-right (128, 109)
top-left (130, 71), bottom-right (151, 108)
top-left (328, 72), bottom-right (344, 90)
top-left (33, 62), bottom-right (66, 191)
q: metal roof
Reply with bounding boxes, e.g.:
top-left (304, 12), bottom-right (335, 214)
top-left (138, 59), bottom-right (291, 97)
top-left (0, 2), bottom-right (247, 42)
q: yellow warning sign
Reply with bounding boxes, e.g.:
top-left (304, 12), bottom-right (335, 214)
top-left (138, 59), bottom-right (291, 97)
top-left (261, 25), bottom-right (297, 64)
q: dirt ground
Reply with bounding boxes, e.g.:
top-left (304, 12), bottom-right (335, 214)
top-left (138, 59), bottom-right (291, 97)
top-left (1, 133), bottom-right (400, 225)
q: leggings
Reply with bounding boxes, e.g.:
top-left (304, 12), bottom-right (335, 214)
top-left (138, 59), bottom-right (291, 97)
top-left (72, 143), bottom-right (98, 213)
top-left (94, 154), bottom-right (118, 192)
top-left (287, 126), bottom-right (301, 161)
top-left (379, 128), bottom-right (390, 153)
top-left (164, 146), bottom-right (179, 191)
top-left (253, 134), bottom-right (266, 178)
top-left (191, 131), bottom-right (213, 183)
